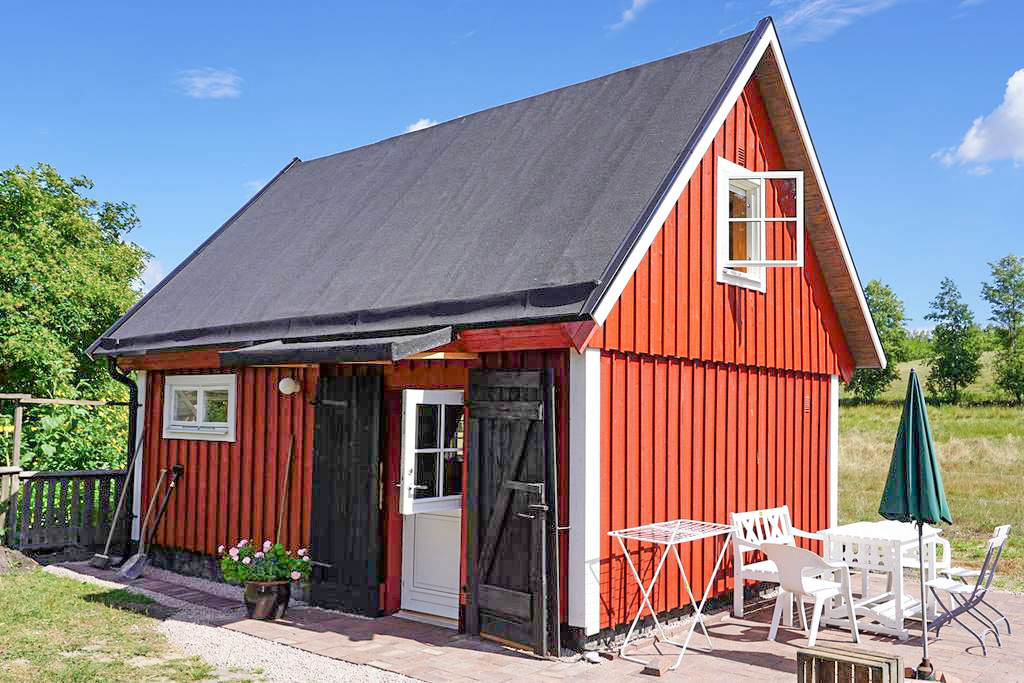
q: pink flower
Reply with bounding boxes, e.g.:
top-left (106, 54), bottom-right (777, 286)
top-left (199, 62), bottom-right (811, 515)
top-left (228, 547), bottom-right (239, 558)
top-left (217, 545), bottom-right (225, 554)
top-left (302, 556), bottom-right (309, 563)
top-left (255, 551), bottom-right (264, 559)
top-left (290, 571), bottom-right (301, 581)
top-left (238, 539), bottom-right (248, 547)
top-left (242, 556), bottom-right (252, 565)
top-left (231, 555), bottom-right (239, 562)
top-left (296, 548), bottom-right (307, 557)
top-left (263, 540), bottom-right (272, 552)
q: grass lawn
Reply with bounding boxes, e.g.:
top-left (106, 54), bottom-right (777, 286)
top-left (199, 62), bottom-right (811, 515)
top-left (0, 569), bottom-right (217, 682)
top-left (839, 401), bottom-right (1024, 591)
top-left (842, 352), bottom-right (1003, 403)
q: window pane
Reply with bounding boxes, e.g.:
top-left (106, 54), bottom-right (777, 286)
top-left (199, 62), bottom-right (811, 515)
top-left (442, 406), bottom-right (464, 450)
top-left (203, 389), bottom-right (229, 423)
top-left (172, 390), bottom-right (198, 422)
top-left (442, 452), bottom-right (463, 496)
top-left (729, 181), bottom-right (758, 218)
top-left (764, 221), bottom-right (798, 262)
top-left (728, 221), bottom-right (759, 271)
top-left (414, 452), bottom-right (439, 499)
top-left (416, 404), bottom-right (439, 449)
top-left (766, 178), bottom-right (797, 218)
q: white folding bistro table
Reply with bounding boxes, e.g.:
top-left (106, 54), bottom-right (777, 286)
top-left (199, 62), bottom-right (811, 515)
top-left (608, 519), bottom-right (733, 671)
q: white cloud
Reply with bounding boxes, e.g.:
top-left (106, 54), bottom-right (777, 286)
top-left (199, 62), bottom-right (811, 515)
top-left (771, 0), bottom-right (902, 43)
top-left (140, 259), bottom-right (165, 292)
top-left (611, 0), bottom-right (652, 30)
top-left (176, 67), bottom-right (242, 99)
top-left (405, 118), bottom-right (438, 133)
top-left (937, 68), bottom-right (1024, 172)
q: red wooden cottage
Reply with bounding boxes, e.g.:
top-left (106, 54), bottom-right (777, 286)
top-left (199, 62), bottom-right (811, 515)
top-left (89, 17), bottom-right (884, 654)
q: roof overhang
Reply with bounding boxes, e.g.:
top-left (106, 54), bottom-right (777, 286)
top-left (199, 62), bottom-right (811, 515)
top-left (218, 327), bottom-right (455, 367)
top-left (584, 17), bottom-right (886, 370)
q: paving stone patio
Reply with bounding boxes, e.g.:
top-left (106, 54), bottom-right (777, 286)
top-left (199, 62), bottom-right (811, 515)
top-left (62, 562), bottom-right (1024, 681)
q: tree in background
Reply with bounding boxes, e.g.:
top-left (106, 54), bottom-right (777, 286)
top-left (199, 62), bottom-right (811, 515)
top-left (925, 277), bottom-right (982, 403)
top-left (905, 329), bottom-right (932, 361)
top-left (848, 280), bottom-right (909, 401)
top-left (982, 254), bottom-right (1024, 404)
top-left (0, 164), bottom-right (147, 468)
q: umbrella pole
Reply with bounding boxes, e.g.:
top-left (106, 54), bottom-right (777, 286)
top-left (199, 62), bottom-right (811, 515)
top-left (916, 521), bottom-right (934, 679)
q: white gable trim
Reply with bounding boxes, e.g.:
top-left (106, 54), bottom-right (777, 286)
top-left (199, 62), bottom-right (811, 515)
top-left (591, 21), bottom-right (885, 370)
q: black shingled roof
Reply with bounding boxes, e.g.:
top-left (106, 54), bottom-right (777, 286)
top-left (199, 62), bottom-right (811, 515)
top-left (91, 28), bottom-right (758, 356)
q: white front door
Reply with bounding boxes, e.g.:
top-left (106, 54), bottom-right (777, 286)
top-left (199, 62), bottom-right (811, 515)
top-left (399, 390), bottom-right (464, 619)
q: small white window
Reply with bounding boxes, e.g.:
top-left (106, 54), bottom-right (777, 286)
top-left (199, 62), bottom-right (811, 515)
top-left (399, 390), bottom-right (464, 514)
top-left (717, 157), bottom-right (804, 291)
top-left (163, 374), bottom-right (237, 442)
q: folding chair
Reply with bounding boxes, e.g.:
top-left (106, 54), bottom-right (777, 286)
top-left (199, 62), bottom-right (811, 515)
top-left (940, 525), bottom-right (1012, 638)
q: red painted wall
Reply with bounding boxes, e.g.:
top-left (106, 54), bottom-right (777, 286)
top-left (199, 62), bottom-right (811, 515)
top-left (591, 77), bottom-right (841, 631)
top-left (591, 78), bottom-right (854, 380)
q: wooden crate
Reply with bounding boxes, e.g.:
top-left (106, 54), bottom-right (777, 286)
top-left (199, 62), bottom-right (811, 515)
top-left (796, 645), bottom-right (903, 682)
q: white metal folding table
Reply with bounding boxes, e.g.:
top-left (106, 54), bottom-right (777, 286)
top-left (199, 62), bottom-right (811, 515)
top-left (608, 519), bottom-right (733, 671)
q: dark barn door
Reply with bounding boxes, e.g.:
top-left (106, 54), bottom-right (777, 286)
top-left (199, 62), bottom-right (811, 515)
top-left (310, 375), bottom-right (382, 616)
top-left (466, 369), bottom-right (559, 656)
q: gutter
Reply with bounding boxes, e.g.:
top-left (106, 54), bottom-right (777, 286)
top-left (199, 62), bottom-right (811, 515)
top-left (107, 358), bottom-right (139, 565)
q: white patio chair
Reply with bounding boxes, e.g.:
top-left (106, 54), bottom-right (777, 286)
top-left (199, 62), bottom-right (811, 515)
top-left (928, 525), bottom-right (1012, 653)
top-left (730, 506), bottom-right (822, 622)
top-left (763, 543), bottom-right (860, 648)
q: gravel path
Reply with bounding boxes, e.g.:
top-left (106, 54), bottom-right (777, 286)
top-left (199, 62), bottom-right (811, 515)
top-left (44, 565), bottom-right (413, 682)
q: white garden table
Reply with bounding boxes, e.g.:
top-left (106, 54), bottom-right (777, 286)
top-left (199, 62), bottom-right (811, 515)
top-left (820, 520), bottom-right (942, 639)
top-left (608, 519), bottom-right (732, 671)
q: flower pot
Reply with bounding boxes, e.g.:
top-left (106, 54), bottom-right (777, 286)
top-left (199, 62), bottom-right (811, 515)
top-left (243, 580), bottom-right (291, 620)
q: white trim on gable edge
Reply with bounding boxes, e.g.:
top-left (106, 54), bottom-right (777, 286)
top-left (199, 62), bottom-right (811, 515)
top-left (590, 21), bottom-right (885, 370)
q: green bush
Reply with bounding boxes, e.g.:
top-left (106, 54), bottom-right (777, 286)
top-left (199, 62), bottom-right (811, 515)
top-left (219, 539), bottom-right (312, 584)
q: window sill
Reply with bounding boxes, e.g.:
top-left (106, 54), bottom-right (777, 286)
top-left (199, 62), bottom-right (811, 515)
top-left (162, 427), bottom-right (235, 443)
top-left (717, 267), bottom-right (766, 293)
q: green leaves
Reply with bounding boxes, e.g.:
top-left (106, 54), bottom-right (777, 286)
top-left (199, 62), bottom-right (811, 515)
top-left (982, 254), bottom-right (1024, 404)
top-left (848, 280), bottom-right (910, 401)
top-left (0, 163), bottom-right (149, 469)
top-left (925, 277), bottom-right (983, 404)
top-left (218, 540), bottom-right (312, 584)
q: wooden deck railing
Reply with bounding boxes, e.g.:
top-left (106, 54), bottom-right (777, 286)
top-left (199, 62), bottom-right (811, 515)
top-left (2, 469), bottom-right (128, 551)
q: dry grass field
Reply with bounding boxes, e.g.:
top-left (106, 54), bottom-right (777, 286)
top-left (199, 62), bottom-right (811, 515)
top-left (839, 401), bottom-right (1024, 590)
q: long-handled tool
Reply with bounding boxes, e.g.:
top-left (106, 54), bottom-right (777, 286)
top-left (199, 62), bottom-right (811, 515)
top-left (117, 468), bottom-right (166, 577)
top-left (275, 435), bottom-right (295, 541)
top-left (120, 464), bottom-right (184, 580)
top-left (90, 426), bottom-right (146, 569)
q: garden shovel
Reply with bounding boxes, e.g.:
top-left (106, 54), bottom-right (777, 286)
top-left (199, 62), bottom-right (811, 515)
top-left (120, 464), bottom-right (184, 580)
top-left (90, 426), bottom-right (146, 569)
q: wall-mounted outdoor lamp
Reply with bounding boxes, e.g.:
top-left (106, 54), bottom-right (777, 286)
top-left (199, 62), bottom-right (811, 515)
top-left (278, 377), bottom-right (302, 396)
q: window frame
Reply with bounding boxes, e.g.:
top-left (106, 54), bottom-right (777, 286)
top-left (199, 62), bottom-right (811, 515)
top-left (162, 374), bottom-right (237, 442)
top-left (716, 157), bottom-right (804, 292)
top-left (400, 389), bottom-right (465, 515)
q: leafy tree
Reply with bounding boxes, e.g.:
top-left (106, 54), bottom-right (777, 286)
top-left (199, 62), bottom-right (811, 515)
top-left (905, 329), bottom-right (932, 361)
top-left (925, 277), bottom-right (982, 403)
top-left (0, 163), bottom-right (148, 468)
top-left (982, 254), bottom-right (1024, 403)
top-left (848, 280), bottom-right (910, 401)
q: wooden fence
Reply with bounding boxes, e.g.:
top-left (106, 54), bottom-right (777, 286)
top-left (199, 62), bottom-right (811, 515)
top-left (2, 469), bottom-right (128, 551)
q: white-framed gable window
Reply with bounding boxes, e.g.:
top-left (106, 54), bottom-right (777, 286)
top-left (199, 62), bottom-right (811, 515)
top-left (163, 374), bottom-right (237, 442)
top-left (399, 390), bottom-right (464, 515)
top-left (716, 157), bottom-right (804, 291)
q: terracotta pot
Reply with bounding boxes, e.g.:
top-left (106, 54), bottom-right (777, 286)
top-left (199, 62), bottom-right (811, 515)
top-left (243, 580), bottom-right (291, 620)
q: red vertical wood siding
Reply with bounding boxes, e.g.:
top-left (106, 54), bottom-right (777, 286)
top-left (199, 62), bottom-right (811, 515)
top-left (598, 356), bottom-right (830, 630)
top-left (591, 78), bottom-right (854, 379)
top-left (591, 76), bottom-right (843, 631)
top-left (143, 366), bottom-right (319, 555)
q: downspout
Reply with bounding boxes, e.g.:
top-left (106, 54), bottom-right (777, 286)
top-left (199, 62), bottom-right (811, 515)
top-left (108, 358), bottom-right (139, 565)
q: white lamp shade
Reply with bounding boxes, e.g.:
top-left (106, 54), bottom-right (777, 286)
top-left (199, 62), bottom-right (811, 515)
top-left (278, 377), bottom-right (302, 395)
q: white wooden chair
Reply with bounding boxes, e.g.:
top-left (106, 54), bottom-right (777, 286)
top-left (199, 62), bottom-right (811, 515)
top-left (763, 543), bottom-right (860, 647)
top-left (730, 505), bottom-right (823, 621)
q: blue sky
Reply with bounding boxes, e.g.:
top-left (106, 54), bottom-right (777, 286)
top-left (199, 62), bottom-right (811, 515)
top-left (3, 1), bottom-right (1022, 328)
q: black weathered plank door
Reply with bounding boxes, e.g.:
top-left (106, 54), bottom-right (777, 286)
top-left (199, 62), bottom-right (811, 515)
top-left (465, 369), bottom-right (559, 656)
top-left (310, 375), bottom-right (382, 616)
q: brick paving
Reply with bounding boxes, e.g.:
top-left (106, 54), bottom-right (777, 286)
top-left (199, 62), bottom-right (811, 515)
top-left (58, 562), bottom-right (1024, 681)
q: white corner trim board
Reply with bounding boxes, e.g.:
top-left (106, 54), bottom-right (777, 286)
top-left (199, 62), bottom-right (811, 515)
top-left (829, 374), bottom-right (839, 529)
top-left (591, 22), bottom-right (885, 370)
top-left (132, 370), bottom-right (146, 541)
top-left (568, 348), bottom-right (602, 635)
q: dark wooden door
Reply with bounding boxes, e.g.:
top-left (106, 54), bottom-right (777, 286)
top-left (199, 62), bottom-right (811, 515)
top-left (465, 369), bottom-right (559, 656)
top-left (310, 375), bottom-right (382, 616)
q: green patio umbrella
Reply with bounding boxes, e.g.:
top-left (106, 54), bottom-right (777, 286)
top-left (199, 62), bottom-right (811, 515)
top-left (879, 369), bottom-right (952, 680)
